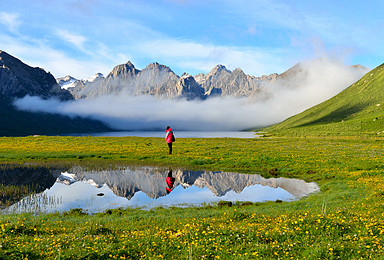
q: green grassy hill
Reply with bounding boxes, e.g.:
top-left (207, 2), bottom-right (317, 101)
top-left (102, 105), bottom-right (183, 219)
top-left (262, 63), bottom-right (384, 137)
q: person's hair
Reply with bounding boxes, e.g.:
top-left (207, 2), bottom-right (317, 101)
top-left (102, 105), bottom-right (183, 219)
top-left (166, 126), bottom-right (170, 130)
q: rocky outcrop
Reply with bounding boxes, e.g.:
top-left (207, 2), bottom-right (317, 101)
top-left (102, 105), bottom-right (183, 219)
top-left (197, 65), bottom-right (265, 97)
top-left (134, 62), bottom-right (179, 97)
top-left (57, 59), bottom-right (368, 101)
top-left (0, 50), bottom-right (73, 101)
top-left (56, 75), bottom-right (77, 89)
top-left (175, 74), bottom-right (205, 100)
top-left (60, 62), bottom-right (279, 100)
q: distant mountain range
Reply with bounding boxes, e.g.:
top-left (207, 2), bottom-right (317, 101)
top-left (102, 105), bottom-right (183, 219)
top-left (0, 49), bottom-right (374, 136)
top-left (57, 62), bottom-right (279, 100)
top-left (57, 60), bottom-right (368, 101)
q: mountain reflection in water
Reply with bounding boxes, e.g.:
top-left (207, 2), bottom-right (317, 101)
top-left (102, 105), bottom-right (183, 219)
top-left (3, 166), bottom-right (320, 214)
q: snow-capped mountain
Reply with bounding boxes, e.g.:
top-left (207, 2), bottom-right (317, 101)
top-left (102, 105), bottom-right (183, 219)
top-left (56, 73), bottom-right (105, 90)
top-left (84, 73), bottom-right (104, 83)
top-left (56, 75), bottom-right (78, 90)
top-left (56, 60), bottom-right (369, 101)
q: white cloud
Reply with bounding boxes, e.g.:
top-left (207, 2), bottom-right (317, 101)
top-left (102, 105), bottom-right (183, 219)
top-left (0, 0), bottom-right (378, 82)
top-left (136, 39), bottom-right (289, 76)
top-left (13, 57), bottom-right (368, 131)
top-left (0, 12), bottom-right (21, 33)
top-left (57, 30), bottom-right (87, 51)
top-left (0, 33), bottom-right (112, 78)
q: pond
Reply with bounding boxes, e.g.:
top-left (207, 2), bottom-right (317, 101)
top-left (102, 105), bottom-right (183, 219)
top-left (0, 164), bottom-right (319, 214)
top-left (66, 131), bottom-right (259, 138)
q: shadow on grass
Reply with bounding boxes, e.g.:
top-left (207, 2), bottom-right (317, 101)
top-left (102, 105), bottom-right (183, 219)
top-left (296, 103), bottom-right (369, 127)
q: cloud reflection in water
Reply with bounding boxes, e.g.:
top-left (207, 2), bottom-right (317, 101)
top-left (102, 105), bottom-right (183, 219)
top-left (4, 166), bottom-right (319, 214)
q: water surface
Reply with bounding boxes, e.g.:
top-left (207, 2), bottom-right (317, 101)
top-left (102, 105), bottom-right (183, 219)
top-left (67, 131), bottom-right (259, 138)
top-left (1, 165), bottom-right (319, 214)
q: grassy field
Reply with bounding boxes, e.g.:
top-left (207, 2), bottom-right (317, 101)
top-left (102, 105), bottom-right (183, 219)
top-left (0, 135), bottom-right (384, 259)
top-left (262, 63), bottom-right (384, 138)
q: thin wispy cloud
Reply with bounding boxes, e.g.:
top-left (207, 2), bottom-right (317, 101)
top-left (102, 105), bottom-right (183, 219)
top-left (0, 32), bottom-right (112, 79)
top-left (136, 39), bottom-right (288, 76)
top-left (56, 30), bottom-right (87, 51)
top-left (0, 12), bottom-right (21, 33)
top-left (0, 0), bottom-right (383, 79)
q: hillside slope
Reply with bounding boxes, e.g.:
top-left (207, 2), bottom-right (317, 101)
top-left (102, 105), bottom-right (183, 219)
top-left (0, 50), bottom-right (72, 100)
top-left (262, 63), bottom-right (384, 137)
top-left (0, 95), bottom-right (111, 136)
top-left (0, 50), bottom-right (112, 136)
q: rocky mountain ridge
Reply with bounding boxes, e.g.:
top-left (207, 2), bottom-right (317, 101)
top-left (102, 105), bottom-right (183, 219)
top-left (0, 50), bottom-right (111, 136)
top-left (58, 59), bottom-right (368, 101)
top-left (0, 50), bottom-right (369, 104)
top-left (57, 61), bottom-right (281, 100)
top-left (0, 50), bottom-right (73, 101)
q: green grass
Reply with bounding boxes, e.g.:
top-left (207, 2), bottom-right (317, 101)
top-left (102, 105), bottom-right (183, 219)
top-left (262, 63), bottom-right (384, 137)
top-left (0, 184), bottom-right (43, 208)
top-left (1, 136), bottom-right (384, 259)
top-left (2, 52), bottom-right (384, 259)
top-left (1, 135), bottom-right (383, 178)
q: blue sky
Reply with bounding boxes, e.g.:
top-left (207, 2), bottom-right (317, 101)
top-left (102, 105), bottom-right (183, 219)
top-left (1, 0), bottom-right (383, 79)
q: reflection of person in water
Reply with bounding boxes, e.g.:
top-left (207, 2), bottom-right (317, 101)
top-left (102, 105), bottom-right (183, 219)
top-left (165, 126), bottom-right (174, 155)
top-left (166, 170), bottom-right (175, 194)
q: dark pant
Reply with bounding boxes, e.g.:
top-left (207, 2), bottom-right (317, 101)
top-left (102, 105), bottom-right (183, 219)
top-left (167, 142), bottom-right (172, 154)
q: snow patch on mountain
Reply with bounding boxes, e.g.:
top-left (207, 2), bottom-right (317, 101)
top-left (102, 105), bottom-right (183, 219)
top-left (57, 75), bottom-right (78, 90)
top-left (57, 73), bottom-right (104, 90)
top-left (84, 73), bottom-right (104, 83)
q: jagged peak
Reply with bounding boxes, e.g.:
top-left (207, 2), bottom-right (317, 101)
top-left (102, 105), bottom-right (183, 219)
top-left (145, 62), bottom-right (166, 69)
top-left (0, 50), bottom-right (23, 66)
top-left (0, 50), bottom-right (50, 75)
top-left (125, 61), bottom-right (135, 68)
top-left (214, 64), bottom-right (228, 71)
top-left (85, 73), bottom-right (104, 82)
top-left (233, 68), bottom-right (246, 75)
top-left (109, 61), bottom-right (139, 76)
top-left (207, 64), bottom-right (231, 76)
top-left (144, 62), bottom-right (175, 74)
top-left (0, 50), bottom-right (9, 58)
top-left (61, 75), bottom-right (77, 81)
top-left (181, 72), bottom-right (192, 79)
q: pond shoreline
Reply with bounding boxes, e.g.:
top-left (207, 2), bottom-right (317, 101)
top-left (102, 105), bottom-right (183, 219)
top-left (1, 164), bottom-right (319, 214)
top-left (64, 130), bottom-right (260, 138)
top-left (1, 136), bottom-right (383, 258)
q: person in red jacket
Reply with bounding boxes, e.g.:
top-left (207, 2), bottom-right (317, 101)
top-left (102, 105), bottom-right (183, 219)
top-left (165, 126), bottom-right (174, 155)
top-left (166, 170), bottom-right (175, 194)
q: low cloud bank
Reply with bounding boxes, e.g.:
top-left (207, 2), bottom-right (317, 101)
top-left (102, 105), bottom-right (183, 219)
top-left (13, 58), bottom-right (368, 131)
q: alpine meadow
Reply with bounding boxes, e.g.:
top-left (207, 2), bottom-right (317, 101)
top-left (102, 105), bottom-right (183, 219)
top-left (2, 0), bottom-right (384, 258)
top-left (1, 64), bottom-right (384, 258)
top-left (262, 63), bottom-right (384, 137)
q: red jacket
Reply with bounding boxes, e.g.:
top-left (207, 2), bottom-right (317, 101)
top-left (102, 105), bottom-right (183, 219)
top-left (166, 176), bottom-right (175, 193)
top-left (166, 128), bottom-right (173, 143)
